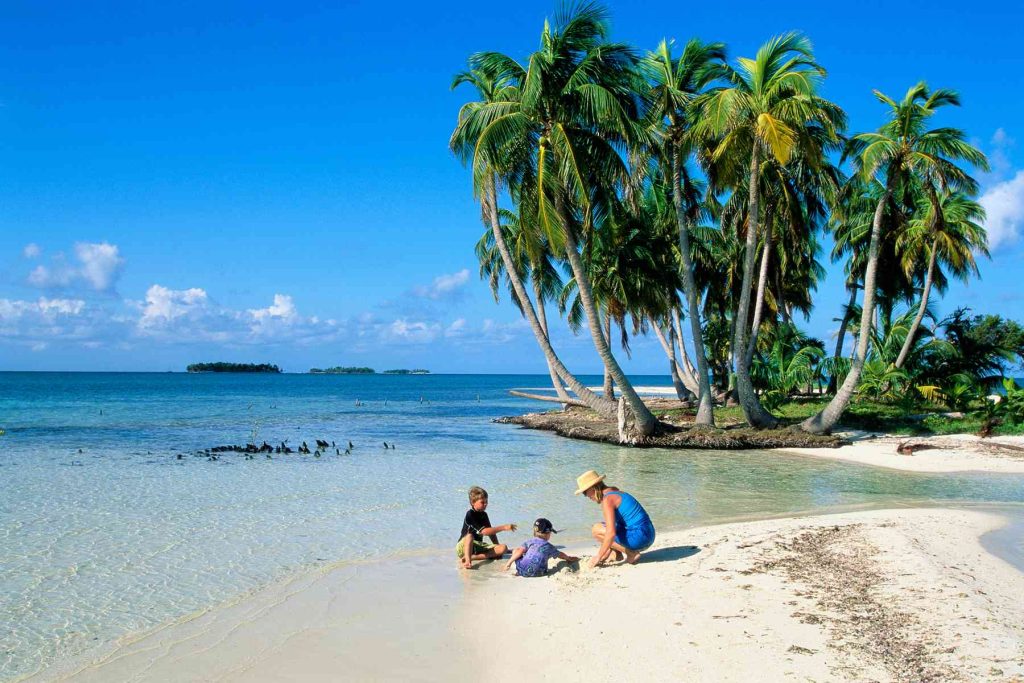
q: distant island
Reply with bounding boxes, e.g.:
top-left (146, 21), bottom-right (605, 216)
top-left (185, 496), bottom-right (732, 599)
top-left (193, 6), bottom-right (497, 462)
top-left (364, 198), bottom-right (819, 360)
top-left (187, 362), bottom-right (281, 373)
top-left (308, 367), bottom-right (430, 375)
top-left (309, 366), bottom-right (375, 375)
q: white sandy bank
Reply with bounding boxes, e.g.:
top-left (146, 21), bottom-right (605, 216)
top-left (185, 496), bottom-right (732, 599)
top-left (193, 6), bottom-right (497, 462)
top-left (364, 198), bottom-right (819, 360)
top-left (37, 508), bottom-right (1024, 683)
top-left (778, 433), bottom-right (1024, 474)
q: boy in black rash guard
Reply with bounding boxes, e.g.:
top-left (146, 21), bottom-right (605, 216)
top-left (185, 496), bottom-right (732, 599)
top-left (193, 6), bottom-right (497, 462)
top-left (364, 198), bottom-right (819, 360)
top-left (457, 486), bottom-right (517, 569)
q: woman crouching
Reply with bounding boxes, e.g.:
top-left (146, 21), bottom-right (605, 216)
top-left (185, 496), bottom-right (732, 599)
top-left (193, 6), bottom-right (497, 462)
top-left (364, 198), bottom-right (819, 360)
top-left (574, 470), bottom-right (655, 568)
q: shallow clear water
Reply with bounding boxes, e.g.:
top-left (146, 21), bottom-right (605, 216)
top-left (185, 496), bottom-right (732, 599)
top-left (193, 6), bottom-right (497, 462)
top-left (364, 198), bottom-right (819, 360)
top-left (2, 372), bottom-right (1023, 681)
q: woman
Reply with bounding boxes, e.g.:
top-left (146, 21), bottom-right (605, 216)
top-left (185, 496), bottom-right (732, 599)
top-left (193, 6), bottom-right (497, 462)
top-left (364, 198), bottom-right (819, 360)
top-left (574, 470), bottom-right (655, 567)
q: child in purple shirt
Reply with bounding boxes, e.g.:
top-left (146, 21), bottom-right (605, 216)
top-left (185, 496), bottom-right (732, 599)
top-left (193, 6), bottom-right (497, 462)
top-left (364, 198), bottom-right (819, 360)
top-left (505, 518), bottom-right (579, 577)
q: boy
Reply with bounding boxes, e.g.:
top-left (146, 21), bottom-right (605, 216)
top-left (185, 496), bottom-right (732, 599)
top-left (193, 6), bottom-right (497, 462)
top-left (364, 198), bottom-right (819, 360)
top-left (458, 486), bottom-right (516, 569)
top-left (505, 518), bottom-right (579, 577)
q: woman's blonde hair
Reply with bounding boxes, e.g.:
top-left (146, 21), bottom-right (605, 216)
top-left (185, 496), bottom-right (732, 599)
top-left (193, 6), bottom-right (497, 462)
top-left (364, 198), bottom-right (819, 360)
top-left (590, 481), bottom-right (608, 502)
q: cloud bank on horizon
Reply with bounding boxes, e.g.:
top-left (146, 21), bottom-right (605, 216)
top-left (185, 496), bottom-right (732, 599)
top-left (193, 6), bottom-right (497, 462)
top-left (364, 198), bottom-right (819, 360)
top-left (0, 248), bottom-right (519, 365)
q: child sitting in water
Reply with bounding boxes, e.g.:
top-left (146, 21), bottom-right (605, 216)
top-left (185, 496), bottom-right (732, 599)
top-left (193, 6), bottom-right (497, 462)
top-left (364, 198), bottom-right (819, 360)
top-left (505, 518), bottom-right (579, 577)
top-left (458, 486), bottom-right (517, 569)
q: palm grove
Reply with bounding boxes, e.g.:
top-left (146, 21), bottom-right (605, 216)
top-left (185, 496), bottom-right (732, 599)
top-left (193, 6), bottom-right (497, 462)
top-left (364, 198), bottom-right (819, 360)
top-left (450, 4), bottom-right (1017, 441)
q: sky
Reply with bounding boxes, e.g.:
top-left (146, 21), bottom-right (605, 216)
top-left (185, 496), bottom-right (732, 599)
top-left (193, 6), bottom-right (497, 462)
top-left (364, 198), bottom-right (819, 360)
top-left (1, 0), bottom-right (1022, 373)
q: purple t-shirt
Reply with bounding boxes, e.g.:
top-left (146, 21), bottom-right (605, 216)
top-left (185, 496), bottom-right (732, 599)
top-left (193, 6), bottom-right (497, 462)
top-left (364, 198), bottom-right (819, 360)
top-left (514, 537), bottom-right (561, 577)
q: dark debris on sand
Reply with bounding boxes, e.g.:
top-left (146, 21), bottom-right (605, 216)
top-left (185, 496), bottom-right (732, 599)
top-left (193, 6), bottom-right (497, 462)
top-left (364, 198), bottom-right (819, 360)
top-left (746, 524), bottom-right (962, 683)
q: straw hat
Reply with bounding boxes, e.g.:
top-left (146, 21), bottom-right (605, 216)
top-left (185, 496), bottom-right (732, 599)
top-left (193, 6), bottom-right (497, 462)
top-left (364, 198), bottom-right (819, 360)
top-left (574, 470), bottom-right (606, 495)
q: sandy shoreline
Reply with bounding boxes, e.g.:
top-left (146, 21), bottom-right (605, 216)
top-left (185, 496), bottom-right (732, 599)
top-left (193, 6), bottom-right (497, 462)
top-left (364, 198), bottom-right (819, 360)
top-left (34, 507), bottom-right (1024, 683)
top-left (777, 433), bottom-right (1024, 474)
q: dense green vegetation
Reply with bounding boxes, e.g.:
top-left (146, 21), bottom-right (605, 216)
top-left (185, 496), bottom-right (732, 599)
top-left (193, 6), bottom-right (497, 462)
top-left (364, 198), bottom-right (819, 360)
top-left (187, 363), bottom-right (281, 373)
top-left (310, 366), bottom-right (375, 374)
top-left (382, 369), bottom-right (431, 375)
top-left (451, 3), bottom-right (1020, 439)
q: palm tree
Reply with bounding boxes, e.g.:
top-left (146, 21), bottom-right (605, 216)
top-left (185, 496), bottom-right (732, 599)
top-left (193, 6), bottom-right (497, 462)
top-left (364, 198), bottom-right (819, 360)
top-left (643, 38), bottom-right (726, 425)
top-left (465, 3), bottom-right (661, 438)
top-left (475, 209), bottom-right (573, 402)
top-left (893, 191), bottom-right (988, 368)
top-left (451, 64), bottom-right (616, 417)
top-left (696, 32), bottom-right (845, 428)
top-left (802, 82), bottom-right (988, 434)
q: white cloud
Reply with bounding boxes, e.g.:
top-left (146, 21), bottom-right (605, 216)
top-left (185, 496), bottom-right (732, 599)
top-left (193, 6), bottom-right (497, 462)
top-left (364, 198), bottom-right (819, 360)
top-left (138, 285), bottom-right (211, 329)
top-left (27, 242), bottom-right (125, 292)
top-left (76, 242), bottom-right (124, 291)
top-left (384, 318), bottom-right (441, 344)
top-left (0, 297), bottom-right (86, 321)
top-left (412, 269), bottom-right (470, 300)
top-left (0, 297), bottom-right (96, 346)
top-left (249, 294), bottom-right (298, 322)
top-left (980, 170), bottom-right (1024, 251)
top-left (23, 243), bottom-right (41, 258)
top-left (445, 318), bottom-right (467, 338)
top-left (247, 294), bottom-right (307, 338)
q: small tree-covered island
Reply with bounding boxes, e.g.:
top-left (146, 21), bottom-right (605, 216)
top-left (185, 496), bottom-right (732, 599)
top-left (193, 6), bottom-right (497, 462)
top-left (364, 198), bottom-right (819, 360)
top-left (186, 362), bottom-right (282, 373)
top-left (452, 5), bottom-right (1024, 447)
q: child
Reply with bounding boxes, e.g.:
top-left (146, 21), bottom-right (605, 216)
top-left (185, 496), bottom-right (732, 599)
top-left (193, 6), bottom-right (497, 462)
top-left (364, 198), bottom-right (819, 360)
top-left (505, 518), bottom-right (579, 577)
top-left (457, 486), bottom-right (516, 569)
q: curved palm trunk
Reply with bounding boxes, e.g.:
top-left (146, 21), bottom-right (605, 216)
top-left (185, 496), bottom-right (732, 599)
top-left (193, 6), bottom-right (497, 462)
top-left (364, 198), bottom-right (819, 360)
top-left (484, 181), bottom-right (615, 417)
top-left (828, 284), bottom-right (858, 393)
top-left (671, 309), bottom-right (698, 379)
top-left (602, 314), bottom-right (615, 399)
top-left (671, 149), bottom-right (715, 425)
top-left (734, 145), bottom-right (778, 428)
top-left (533, 275), bottom-right (573, 403)
top-left (802, 182), bottom-right (894, 434)
top-left (745, 233), bottom-right (772, 367)
top-left (773, 259), bottom-right (791, 326)
top-left (651, 320), bottom-right (697, 399)
top-left (558, 206), bottom-right (659, 437)
top-left (894, 238), bottom-right (938, 369)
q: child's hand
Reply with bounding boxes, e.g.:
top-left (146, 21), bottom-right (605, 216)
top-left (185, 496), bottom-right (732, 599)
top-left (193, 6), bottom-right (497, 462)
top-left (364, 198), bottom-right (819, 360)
top-left (504, 561), bottom-right (514, 572)
top-left (506, 523), bottom-right (518, 532)
top-left (565, 555), bottom-right (579, 563)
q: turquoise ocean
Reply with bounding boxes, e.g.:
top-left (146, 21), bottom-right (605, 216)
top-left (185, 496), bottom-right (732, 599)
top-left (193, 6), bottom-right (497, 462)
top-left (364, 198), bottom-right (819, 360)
top-left (2, 372), bottom-right (1023, 680)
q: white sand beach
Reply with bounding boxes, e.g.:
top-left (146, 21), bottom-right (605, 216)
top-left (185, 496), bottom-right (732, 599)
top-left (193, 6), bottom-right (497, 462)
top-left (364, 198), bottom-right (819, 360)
top-left (779, 433), bottom-right (1024, 474)
top-left (39, 507), bottom-right (1024, 682)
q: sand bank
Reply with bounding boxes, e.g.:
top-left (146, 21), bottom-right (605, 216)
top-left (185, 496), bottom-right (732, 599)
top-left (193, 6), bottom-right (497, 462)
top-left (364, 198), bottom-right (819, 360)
top-left (464, 507), bottom-right (1024, 682)
top-left (778, 433), bottom-right (1024, 474)
top-left (37, 508), bottom-right (1024, 682)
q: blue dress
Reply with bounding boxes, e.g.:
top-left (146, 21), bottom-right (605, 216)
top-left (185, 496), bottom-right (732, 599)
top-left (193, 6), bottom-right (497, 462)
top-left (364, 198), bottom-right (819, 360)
top-left (608, 490), bottom-right (656, 551)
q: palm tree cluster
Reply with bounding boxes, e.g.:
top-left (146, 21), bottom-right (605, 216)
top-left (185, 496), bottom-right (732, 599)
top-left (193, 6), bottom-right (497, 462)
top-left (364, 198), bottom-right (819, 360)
top-left (450, 2), bottom-right (989, 439)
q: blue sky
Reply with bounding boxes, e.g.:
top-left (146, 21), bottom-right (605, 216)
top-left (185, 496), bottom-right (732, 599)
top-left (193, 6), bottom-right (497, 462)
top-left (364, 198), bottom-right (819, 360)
top-left (1, 0), bottom-right (1022, 373)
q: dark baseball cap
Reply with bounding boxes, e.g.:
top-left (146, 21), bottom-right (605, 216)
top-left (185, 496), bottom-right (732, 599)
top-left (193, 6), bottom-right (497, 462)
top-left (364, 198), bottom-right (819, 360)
top-left (534, 518), bottom-right (558, 534)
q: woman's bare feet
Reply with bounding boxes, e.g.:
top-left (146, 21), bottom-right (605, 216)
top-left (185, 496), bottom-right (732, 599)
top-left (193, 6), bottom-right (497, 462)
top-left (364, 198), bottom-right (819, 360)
top-left (624, 549), bottom-right (641, 565)
top-left (611, 550), bottom-right (624, 562)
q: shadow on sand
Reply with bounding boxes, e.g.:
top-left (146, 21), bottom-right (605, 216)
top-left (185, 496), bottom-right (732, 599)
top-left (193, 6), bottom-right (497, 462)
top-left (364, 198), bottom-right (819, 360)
top-left (639, 545), bottom-right (702, 564)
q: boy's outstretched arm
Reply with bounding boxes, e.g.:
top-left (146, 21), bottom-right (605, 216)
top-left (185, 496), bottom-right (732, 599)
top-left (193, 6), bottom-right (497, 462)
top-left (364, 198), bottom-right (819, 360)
top-left (479, 522), bottom-right (517, 537)
top-left (505, 547), bottom-right (525, 572)
top-left (481, 522), bottom-right (517, 545)
top-left (557, 551), bottom-right (579, 563)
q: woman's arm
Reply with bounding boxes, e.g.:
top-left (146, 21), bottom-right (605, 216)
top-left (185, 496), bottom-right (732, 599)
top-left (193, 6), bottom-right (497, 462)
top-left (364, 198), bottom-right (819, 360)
top-left (592, 497), bottom-right (618, 565)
